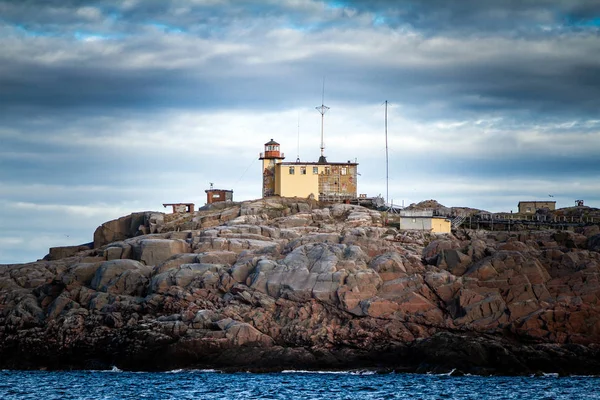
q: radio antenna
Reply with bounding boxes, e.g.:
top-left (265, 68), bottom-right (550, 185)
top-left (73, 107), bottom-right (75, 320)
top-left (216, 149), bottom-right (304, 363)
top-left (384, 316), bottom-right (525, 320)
top-left (315, 77), bottom-right (329, 163)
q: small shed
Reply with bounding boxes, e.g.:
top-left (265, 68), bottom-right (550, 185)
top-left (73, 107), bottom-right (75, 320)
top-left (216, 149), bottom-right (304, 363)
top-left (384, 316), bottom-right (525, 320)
top-left (205, 188), bottom-right (233, 204)
top-left (163, 203), bottom-right (195, 213)
top-left (398, 210), bottom-right (451, 234)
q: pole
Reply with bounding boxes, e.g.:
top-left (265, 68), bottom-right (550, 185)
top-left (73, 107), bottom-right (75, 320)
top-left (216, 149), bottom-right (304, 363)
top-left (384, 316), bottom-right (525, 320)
top-left (385, 100), bottom-right (389, 206)
top-left (315, 79), bottom-right (329, 162)
top-left (296, 112), bottom-right (300, 162)
top-left (320, 106), bottom-right (325, 157)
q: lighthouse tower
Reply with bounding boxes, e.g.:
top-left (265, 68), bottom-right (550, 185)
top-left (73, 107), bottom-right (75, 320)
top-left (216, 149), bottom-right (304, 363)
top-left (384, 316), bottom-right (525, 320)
top-left (259, 139), bottom-right (285, 197)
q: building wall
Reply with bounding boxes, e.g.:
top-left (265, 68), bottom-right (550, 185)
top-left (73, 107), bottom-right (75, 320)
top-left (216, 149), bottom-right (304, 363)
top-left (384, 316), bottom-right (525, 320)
top-left (275, 163), bottom-right (319, 198)
top-left (174, 204), bottom-right (188, 212)
top-left (262, 159), bottom-right (277, 197)
top-left (399, 217), bottom-right (432, 231)
top-left (206, 190), bottom-right (233, 204)
top-left (318, 164), bottom-right (357, 201)
top-left (518, 201), bottom-right (556, 214)
top-left (431, 218), bottom-right (451, 234)
top-left (399, 217), bottom-right (451, 233)
top-left (274, 163), bottom-right (358, 200)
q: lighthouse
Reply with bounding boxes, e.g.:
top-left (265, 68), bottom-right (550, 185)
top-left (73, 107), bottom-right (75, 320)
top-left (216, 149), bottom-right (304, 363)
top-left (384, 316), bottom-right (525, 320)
top-left (259, 139), bottom-right (285, 197)
top-left (258, 138), bottom-right (358, 201)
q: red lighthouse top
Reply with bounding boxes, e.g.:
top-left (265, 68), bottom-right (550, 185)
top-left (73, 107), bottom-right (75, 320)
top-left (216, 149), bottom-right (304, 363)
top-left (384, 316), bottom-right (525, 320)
top-left (259, 139), bottom-right (285, 160)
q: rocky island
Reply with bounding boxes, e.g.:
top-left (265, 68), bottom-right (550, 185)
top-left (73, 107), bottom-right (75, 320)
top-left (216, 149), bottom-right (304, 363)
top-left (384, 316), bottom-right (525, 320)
top-left (1, 198), bottom-right (600, 375)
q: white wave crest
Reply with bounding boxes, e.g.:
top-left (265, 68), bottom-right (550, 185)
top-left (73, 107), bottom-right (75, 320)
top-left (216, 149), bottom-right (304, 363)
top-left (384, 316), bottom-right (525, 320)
top-left (281, 370), bottom-right (377, 375)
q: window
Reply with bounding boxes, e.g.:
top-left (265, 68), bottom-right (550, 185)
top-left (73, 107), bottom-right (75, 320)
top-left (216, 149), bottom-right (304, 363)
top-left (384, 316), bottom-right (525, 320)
top-left (289, 166), bottom-right (295, 175)
top-left (300, 167), bottom-right (306, 175)
top-left (341, 167), bottom-right (347, 175)
top-left (313, 167), bottom-right (318, 174)
top-left (325, 167), bottom-right (330, 175)
top-left (213, 194), bottom-right (221, 198)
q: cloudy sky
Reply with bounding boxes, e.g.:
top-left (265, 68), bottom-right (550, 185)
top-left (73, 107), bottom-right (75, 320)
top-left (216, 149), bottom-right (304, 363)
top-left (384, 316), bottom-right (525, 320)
top-left (1, 0), bottom-right (600, 263)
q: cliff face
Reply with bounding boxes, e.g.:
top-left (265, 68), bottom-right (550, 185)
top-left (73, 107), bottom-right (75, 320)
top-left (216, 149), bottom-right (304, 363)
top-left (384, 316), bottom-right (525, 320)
top-left (1, 198), bottom-right (600, 375)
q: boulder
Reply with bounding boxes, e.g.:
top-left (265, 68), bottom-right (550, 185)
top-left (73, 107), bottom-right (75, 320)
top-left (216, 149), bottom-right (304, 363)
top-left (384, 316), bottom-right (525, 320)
top-left (47, 243), bottom-right (93, 261)
top-left (94, 212), bottom-right (157, 248)
top-left (589, 234), bottom-right (600, 252)
top-left (89, 259), bottom-right (152, 296)
top-left (422, 238), bottom-right (461, 263)
top-left (61, 262), bottom-right (103, 287)
top-left (134, 238), bottom-right (191, 266)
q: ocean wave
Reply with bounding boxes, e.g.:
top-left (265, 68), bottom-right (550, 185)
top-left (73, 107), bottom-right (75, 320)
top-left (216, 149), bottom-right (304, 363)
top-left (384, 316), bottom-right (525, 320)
top-left (426, 368), bottom-right (473, 377)
top-left (166, 369), bottom-right (219, 374)
top-left (94, 366), bottom-right (122, 373)
top-left (542, 373), bottom-right (559, 378)
top-left (281, 370), bottom-right (377, 375)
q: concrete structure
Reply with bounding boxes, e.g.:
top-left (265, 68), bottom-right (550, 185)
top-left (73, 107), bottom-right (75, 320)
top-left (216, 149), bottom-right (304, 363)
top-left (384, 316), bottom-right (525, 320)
top-left (205, 189), bottom-right (233, 204)
top-left (398, 210), bottom-right (451, 234)
top-left (518, 201), bottom-right (556, 214)
top-left (260, 139), bottom-right (358, 201)
top-left (163, 203), bottom-right (195, 213)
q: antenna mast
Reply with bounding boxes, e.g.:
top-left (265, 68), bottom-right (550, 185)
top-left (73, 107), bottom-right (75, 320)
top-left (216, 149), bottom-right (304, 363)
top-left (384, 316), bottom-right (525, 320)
top-left (315, 78), bottom-right (329, 163)
top-left (385, 100), bottom-right (389, 206)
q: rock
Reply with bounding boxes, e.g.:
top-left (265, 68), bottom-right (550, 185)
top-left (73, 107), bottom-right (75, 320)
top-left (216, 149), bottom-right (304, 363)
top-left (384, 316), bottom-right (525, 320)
top-left (103, 242), bottom-right (133, 261)
top-left (275, 215), bottom-right (312, 228)
top-left (553, 231), bottom-right (588, 249)
top-left (580, 225), bottom-right (600, 238)
top-left (134, 238), bottom-right (191, 266)
top-left (46, 243), bottom-right (93, 261)
top-left (94, 212), bottom-right (162, 248)
top-left (589, 234), bottom-right (600, 252)
top-left (369, 252), bottom-right (407, 280)
top-left (61, 262), bottom-right (102, 287)
top-left (154, 253), bottom-right (199, 274)
top-left (422, 238), bottom-right (461, 263)
top-left (224, 321), bottom-right (273, 347)
top-left (436, 249), bottom-right (471, 276)
top-left (90, 259), bottom-right (152, 296)
top-left (3, 200), bottom-right (600, 375)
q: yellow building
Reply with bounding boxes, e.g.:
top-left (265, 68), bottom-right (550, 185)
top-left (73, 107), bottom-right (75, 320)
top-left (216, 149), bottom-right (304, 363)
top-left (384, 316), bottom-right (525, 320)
top-left (259, 139), bottom-right (358, 201)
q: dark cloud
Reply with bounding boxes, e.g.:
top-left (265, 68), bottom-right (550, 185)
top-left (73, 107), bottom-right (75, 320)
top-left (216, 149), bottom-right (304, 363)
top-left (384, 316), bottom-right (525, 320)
top-left (336, 0), bottom-right (600, 33)
top-left (1, 0), bottom-right (600, 263)
top-left (0, 0), bottom-right (599, 120)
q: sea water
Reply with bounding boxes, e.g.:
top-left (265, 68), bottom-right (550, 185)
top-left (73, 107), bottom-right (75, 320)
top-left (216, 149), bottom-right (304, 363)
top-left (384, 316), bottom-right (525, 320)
top-left (0, 369), bottom-right (598, 399)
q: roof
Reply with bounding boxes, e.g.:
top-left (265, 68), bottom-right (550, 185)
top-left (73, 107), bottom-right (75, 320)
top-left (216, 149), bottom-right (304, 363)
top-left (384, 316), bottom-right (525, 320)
top-left (278, 161), bottom-right (358, 166)
top-left (399, 215), bottom-right (450, 220)
top-left (400, 210), bottom-right (433, 217)
top-left (264, 139), bottom-right (279, 145)
top-left (205, 189), bottom-right (233, 193)
top-left (518, 201), bottom-right (556, 205)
